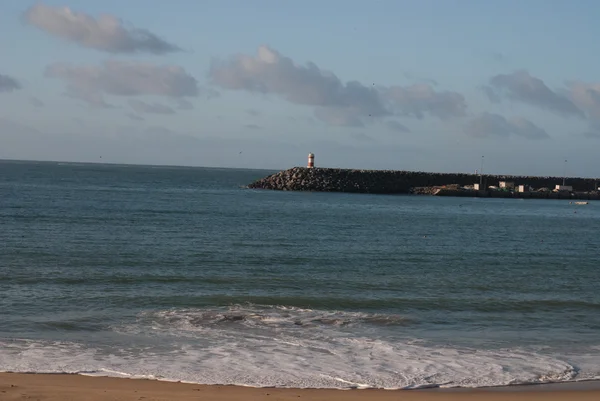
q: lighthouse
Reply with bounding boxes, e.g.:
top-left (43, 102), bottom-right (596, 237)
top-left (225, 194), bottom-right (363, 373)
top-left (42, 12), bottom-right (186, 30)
top-left (307, 153), bottom-right (315, 168)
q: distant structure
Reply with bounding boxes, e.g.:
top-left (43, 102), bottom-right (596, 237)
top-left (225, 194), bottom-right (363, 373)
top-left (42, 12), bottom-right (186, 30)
top-left (517, 185), bottom-right (529, 193)
top-left (307, 153), bottom-right (315, 168)
top-left (499, 181), bottom-right (515, 189)
top-left (555, 184), bottom-right (573, 192)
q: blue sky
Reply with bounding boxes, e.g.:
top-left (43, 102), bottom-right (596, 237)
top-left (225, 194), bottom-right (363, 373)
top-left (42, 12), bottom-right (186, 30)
top-left (1, 1), bottom-right (599, 176)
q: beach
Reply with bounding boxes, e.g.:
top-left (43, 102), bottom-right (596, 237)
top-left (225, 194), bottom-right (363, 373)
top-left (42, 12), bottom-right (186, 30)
top-left (1, 374), bottom-right (600, 401)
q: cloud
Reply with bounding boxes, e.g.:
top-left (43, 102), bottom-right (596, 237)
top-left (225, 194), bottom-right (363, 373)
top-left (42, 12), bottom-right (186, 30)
top-left (383, 84), bottom-right (467, 119)
top-left (492, 52), bottom-right (505, 62)
top-left (246, 108), bottom-right (261, 116)
top-left (29, 96), bottom-right (44, 108)
top-left (486, 70), bottom-right (583, 118)
top-left (175, 98), bottom-right (194, 110)
top-left (205, 88), bottom-right (221, 100)
top-left (464, 113), bottom-right (511, 138)
top-left (46, 60), bottom-right (199, 107)
top-left (583, 131), bottom-right (600, 139)
top-left (128, 99), bottom-right (175, 115)
top-left (244, 124), bottom-right (261, 130)
top-left (567, 81), bottom-right (600, 121)
top-left (509, 117), bottom-right (550, 140)
top-left (464, 112), bottom-right (549, 140)
top-left (209, 45), bottom-right (467, 127)
top-left (0, 74), bottom-right (21, 92)
top-left (126, 113), bottom-right (144, 121)
top-left (581, 121), bottom-right (600, 139)
top-left (480, 85), bottom-right (501, 104)
top-left (209, 46), bottom-right (388, 123)
top-left (385, 120), bottom-right (411, 133)
top-left (23, 4), bottom-right (180, 54)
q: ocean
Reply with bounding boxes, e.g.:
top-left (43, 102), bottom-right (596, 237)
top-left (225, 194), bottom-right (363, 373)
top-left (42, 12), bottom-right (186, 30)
top-left (1, 160), bottom-right (599, 389)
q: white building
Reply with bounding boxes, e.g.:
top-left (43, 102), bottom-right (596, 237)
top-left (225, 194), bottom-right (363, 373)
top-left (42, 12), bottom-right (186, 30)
top-left (555, 185), bottom-right (573, 191)
top-left (499, 181), bottom-right (515, 189)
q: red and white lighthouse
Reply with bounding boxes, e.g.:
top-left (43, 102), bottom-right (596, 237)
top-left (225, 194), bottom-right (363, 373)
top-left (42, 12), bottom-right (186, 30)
top-left (307, 153), bottom-right (315, 168)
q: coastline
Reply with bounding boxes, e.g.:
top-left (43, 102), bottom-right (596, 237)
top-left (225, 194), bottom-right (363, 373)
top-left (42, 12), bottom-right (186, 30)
top-left (2, 374), bottom-right (600, 401)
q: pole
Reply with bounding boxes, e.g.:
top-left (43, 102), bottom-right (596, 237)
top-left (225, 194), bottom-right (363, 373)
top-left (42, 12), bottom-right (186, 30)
top-left (479, 156), bottom-right (484, 186)
top-left (563, 159), bottom-right (567, 186)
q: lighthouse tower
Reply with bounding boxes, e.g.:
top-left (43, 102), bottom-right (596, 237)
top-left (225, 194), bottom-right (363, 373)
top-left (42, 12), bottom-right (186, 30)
top-left (307, 153), bottom-right (315, 168)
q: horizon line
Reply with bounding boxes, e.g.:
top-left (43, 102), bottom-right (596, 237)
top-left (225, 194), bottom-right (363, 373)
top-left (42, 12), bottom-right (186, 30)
top-left (1, 157), bottom-right (599, 180)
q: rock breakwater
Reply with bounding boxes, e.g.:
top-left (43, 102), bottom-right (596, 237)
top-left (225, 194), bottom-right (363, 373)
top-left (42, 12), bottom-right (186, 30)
top-left (247, 167), bottom-right (599, 194)
top-left (247, 167), bottom-right (412, 193)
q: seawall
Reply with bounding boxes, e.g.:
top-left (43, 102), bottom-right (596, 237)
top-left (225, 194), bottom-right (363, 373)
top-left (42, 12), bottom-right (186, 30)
top-left (247, 167), bottom-right (600, 194)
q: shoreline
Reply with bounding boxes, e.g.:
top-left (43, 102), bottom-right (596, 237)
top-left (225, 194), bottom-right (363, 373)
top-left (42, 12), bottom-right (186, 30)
top-left (2, 373), bottom-right (600, 401)
top-left (2, 371), bottom-right (600, 391)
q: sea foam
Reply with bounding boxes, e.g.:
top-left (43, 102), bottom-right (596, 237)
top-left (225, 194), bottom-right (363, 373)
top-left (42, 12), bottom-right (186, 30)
top-left (1, 305), bottom-right (599, 389)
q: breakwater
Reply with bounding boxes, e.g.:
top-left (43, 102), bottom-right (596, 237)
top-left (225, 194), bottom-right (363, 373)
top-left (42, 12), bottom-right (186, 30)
top-left (247, 167), bottom-right (600, 196)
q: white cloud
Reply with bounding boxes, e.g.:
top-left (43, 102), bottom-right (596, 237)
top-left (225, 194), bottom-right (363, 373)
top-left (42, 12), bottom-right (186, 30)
top-left (45, 60), bottom-right (199, 107)
top-left (24, 4), bottom-right (180, 54)
top-left (464, 113), bottom-right (549, 140)
top-left (209, 45), bottom-right (467, 127)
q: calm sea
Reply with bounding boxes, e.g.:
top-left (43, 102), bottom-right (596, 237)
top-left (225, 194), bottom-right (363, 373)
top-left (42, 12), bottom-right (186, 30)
top-left (1, 160), bottom-right (599, 389)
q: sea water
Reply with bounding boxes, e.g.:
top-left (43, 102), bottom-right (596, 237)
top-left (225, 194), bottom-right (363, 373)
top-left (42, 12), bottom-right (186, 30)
top-left (1, 160), bottom-right (599, 389)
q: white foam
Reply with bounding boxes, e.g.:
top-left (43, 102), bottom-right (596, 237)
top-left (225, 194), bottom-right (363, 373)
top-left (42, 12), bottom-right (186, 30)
top-left (1, 306), bottom-right (599, 389)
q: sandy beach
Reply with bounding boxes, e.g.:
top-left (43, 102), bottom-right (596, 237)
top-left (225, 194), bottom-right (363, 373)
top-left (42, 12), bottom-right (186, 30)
top-left (1, 374), bottom-right (600, 401)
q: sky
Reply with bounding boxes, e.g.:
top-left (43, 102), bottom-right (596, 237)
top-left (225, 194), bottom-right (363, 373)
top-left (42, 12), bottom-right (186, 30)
top-left (1, 0), bottom-right (600, 176)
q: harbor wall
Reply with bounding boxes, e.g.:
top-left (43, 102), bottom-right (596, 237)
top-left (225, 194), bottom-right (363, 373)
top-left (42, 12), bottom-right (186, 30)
top-left (247, 167), bottom-right (599, 195)
top-left (433, 188), bottom-right (600, 200)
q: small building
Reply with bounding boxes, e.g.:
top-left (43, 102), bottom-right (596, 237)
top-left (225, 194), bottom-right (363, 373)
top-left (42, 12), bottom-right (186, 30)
top-left (555, 185), bottom-right (573, 192)
top-left (517, 185), bottom-right (529, 193)
top-left (474, 183), bottom-right (484, 190)
top-left (499, 181), bottom-right (515, 189)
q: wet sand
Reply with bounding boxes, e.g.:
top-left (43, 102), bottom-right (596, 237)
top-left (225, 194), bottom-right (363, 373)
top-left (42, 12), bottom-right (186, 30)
top-left (1, 373), bottom-right (600, 401)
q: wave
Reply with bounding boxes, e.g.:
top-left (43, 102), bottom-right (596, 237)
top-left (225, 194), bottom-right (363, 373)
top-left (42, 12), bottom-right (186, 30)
top-left (2, 280), bottom-right (600, 314)
top-left (1, 305), bottom-right (600, 389)
top-left (1, 335), bottom-right (598, 389)
top-left (135, 304), bottom-right (413, 331)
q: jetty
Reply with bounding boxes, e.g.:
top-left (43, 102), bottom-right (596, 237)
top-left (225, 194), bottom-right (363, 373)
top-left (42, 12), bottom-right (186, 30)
top-left (247, 155), bottom-right (599, 200)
